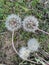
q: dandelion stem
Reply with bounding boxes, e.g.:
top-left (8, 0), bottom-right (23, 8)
top-left (37, 28), bottom-right (49, 35)
top-left (12, 31), bottom-right (19, 55)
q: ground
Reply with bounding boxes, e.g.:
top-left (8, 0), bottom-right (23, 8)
top-left (0, 0), bottom-right (49, 65)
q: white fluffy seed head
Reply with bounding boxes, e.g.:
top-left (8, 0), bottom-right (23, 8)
top-left (27, 38), bottom-right (39, 53)
top-left (19, 47), bottom-right (30, 60)
top-left (5, 14), bottom-right (21, 32)
top-left (22, 16), bottom-right (39, 33)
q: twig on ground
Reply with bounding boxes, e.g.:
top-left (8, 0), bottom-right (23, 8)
top-left (35, 53), bottom-right (49, 64)
top-left (38, 48), bottom-right (49, 59)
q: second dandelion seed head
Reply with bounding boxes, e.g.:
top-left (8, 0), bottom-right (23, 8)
top-left (23, 16), bottom-right (39, 33)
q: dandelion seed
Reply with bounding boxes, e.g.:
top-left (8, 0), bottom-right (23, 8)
top-left (22, 16), bottom-right (39, 33)
top-left (5, 14), bottom-right (21, 32)
top-left (19, 47), bottom-right (30, 60)
top-left (27, 38), bottom-right (39, 53)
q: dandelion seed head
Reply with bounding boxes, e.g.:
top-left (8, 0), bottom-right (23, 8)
top-left (19, 47), bottom-right (30, 60)
top-left (27, 38), bottom-right (39, 53)
top-left (23, 16), bottom-right (39, 32)
top-left (5, 14), bottom-right (21, 32)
